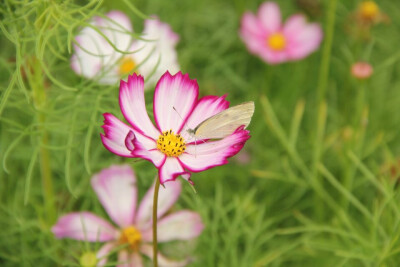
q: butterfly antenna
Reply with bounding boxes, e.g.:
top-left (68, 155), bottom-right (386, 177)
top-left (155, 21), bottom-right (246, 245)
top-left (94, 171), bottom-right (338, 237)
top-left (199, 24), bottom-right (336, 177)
top-left (172, 106), bottom-right (191, 131)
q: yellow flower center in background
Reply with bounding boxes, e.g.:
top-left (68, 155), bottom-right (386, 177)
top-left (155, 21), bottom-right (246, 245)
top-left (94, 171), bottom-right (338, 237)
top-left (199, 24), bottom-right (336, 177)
top-left (79, 252), bottom-right (98, 267)
top-left (359, 1), bottom-right (379, 20)
top-left (267, 33), bottom-right (286, 51)
top-left (119, 57), bottom-right (136, 75)
top-left (157, 130), bottom-right (186, 157)
top-left (119, 226), bottom-right (142, 250)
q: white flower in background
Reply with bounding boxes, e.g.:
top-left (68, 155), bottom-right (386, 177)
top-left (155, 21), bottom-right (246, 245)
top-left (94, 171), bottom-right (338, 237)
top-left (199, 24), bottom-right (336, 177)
top-left (71, 11), bottom-right (180, 86)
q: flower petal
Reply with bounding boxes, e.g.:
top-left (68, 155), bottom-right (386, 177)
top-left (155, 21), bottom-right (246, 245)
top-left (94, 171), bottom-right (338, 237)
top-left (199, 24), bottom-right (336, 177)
top-left (159, 157), bottom-right (191, 184)
top-left (284, 15), bottom-right (323, 60)
top-left (131, 18), bottom-right (180, 87)
top-left (119, 74), bottom-right (160, 139)
top-left (51, 212), bottom-right (117, 242)
top-left (179, 128), bottom-right (250, 172)
top-left (258, 2), bottom-right (282, 33)
top-left (135, 178), bottom-right (182, 229)
top-left (116, 250), bottom-right (143, 267)
top-left (140, 244), bottom-right (190, 267)
top-left (97, 242), bottom-right (116, 267)
top-left (71, 11), bottom-right (134, 84)
top-left (180, 95), bottom-right (229, 141)
top-left (240, 12), bottom-right (267, 55)
top-left (141, 211), bottom-right (204, 242)
top-left (102, 11), bottom-right (133, 50)
top-left (153, 71), bottom-right (199, 133)
top-left (91, 165), bottom-right (137, 228)
top-left (283, 14), bottom-right (307, 36)
top-left (286, 22), bottom-right (323, 60)
top-left (101, 113), bottom-right (135, 157)
top-left (130, 130), bottom-right (166, 167)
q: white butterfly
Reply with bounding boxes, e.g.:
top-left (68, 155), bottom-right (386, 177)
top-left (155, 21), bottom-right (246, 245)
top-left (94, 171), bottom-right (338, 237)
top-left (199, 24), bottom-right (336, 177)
top-left (186, 101), bottom-right (254, 140)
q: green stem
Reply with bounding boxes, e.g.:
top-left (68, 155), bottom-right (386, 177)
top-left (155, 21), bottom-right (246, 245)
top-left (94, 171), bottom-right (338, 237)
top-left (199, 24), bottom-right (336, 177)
top-left (38, 113), bottom-right (56, 224)
top-left (316, 0), bottom-right (338, 103)
top-left (27, 56), bottom-right (56, 224)
top-left (152, 177), bottom-right (160, 267)
top-left (313, 0), bottom-right (338, 219)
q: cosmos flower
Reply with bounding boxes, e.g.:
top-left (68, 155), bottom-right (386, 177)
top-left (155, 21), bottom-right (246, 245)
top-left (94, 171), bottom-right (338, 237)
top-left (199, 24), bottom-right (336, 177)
top-left (52, 165), bottom-right (204, 266)
top-left (101, 71), bottom-right (251, 184)
top-left (71, 11), bottom-right (179, 86)
top-left (351, 62), bottom-right (373, 80)
top-left (240, 1), bottom-right (323, 64)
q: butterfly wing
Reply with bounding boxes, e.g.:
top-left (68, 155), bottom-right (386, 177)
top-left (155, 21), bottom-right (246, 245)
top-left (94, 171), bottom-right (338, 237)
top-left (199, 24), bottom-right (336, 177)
top-left (194, 101), bottom-right (254, 139)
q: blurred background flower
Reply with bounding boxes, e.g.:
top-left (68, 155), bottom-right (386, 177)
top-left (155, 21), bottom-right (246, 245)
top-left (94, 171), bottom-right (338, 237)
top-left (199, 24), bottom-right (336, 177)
top-left (239, 1), bottom-right (323, 64)
top-left (52, 165), bottom-right (203, 266)
top-left (71, 11), bottom-right (179, 86)
top-left (351, 61), bottom-right (373, 80)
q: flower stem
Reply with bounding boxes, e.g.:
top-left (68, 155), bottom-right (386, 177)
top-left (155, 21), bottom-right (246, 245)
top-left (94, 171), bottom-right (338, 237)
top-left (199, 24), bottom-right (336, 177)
top-left (313, 0), bottom-right (338, 219)
top-left (152, 177), bottom-right (160, 267)
top-left (27, 56), bottom-right (56, 224)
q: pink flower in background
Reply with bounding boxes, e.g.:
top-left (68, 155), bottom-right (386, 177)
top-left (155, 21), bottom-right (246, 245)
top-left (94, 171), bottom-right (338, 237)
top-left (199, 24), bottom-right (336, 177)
top-left (351, 62), bottom-right (373, 80)
top-left (71, 11), bottom-right (179, 86)
top-left (101, 71), bottom-right (251, 184)
top-left (52, 165), bottom-right (203, 266)
top-left (240, 1), bottom-right (323, 64)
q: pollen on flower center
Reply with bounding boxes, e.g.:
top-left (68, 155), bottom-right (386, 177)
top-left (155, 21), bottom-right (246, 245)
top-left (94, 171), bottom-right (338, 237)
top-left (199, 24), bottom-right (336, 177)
top-left (267, 33), bottom-right (286, 51)
top-left (119, 226), bottom-right (142, 250)
top-left (157, 129), bottom-right (186, 157)
top-left (119, 57), bottom-right (136, 75)
top-left (360, 1), bottom-right (379, 19)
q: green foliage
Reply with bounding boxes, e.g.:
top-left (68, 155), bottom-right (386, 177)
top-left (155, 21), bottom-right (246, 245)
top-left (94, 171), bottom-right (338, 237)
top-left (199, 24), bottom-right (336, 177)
top-left (1, 0), bottom-right (400, 266)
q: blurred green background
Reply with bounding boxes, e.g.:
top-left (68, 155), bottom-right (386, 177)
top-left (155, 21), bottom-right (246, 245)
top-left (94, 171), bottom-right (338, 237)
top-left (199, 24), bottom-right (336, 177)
top-left (1, 0), bottom-right (400, 266)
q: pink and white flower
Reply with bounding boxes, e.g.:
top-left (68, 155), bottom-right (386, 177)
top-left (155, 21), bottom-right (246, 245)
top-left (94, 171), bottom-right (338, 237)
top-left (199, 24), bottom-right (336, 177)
top-left (52, 165), bottom-right (204, 266)
top-left (101, 71), bottom-right (251, 184)
top-left (71, 11), bottom-right (179, 86)
top-left (240, 1), bottom-right (323, 64)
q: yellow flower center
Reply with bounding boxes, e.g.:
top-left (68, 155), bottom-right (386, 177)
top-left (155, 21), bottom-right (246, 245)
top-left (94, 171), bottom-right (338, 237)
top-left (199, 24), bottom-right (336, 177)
top-left (157, 130), bottom-right (186, 157)
top-left (267, 33), bottom-right (286, 51)
top-left (79, 252), bottom-right (98, 267)
top-left (360, 1), bottom-right (379, 19)
top-left (119, 57), bottom-right (136, 75)
top-left (119, 226), bottom-right (142, 250)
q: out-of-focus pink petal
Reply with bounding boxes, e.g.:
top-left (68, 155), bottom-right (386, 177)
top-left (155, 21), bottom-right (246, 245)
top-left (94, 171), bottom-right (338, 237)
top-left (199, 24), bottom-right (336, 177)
top-left (116, 250), bottom-right (143, 267)
top-left (141, 211), bottom-right (204, 242)
top-left (135, 179), bottom-right (182, 229)
top-left (119, 74), bottom-right (160, 139)
top-left (159, 157), bottom-right (191, 184)
top-left (97, 242), bottom-right (116, 267)
top-left (258, 48), bottom-right (289, 64)
top-left (179, 128), bottom-right (251, 172)
top-left (286, 22), bottom-right (323, 60)
top-left (116, 250), bottom-right (129, 267)
top-left (71, 11), bottom-right (134, 83)
top-left (283, 14), bottom-right (307, 36)
top-left (71, 35), bottom-right (104, 78)
top-left (51, 212), bottom-right (117, 242)
top-left (240, 13), bottom-right (268, 55)
top-left (180, 95), bottom-right (229, 141)
top-left (130, 252), bottom-right (143, 267)
top-left (91, 165), bottom-right (137, 228)
top-left (140, 244), bottom-right (190, 267)
top-left (101, 113), bottom-right (135, 157)
top-left (98, 11), bottom-right (133, 58)
top-left (153, 71), bottom-right (199, 133)
top-left (258, 2), bottom-right (282, 33)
